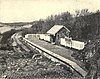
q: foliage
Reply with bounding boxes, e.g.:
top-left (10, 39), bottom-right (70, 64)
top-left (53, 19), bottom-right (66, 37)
top-left (29, 9), bottom-right (100, 41)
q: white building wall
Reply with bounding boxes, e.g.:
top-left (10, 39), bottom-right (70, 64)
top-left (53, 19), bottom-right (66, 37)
top-left (60, 38), bottom-right (85, 50)
top-left (39, 34), bottom-right (50, 42)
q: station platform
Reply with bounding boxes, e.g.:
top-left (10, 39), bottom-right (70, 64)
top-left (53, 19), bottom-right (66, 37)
top-left (24, 36), bottom-right (87, 77)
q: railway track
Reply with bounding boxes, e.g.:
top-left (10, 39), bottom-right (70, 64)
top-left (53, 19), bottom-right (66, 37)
top-left (11, 33), bottom-right (87, 78)
top-left (11, 33), bottom-right (30, 52)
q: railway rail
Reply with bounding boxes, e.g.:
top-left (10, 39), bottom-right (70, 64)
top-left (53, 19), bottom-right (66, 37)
top-left (11, 33), bottom-right (30, 52)
top-left (11, 33), bottom-right (87, 78)
top-left (22, 37), bottom-right (87, 77)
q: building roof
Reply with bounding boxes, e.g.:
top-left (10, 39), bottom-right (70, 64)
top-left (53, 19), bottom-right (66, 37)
top-left (47, 25), bottom-right (70, 35)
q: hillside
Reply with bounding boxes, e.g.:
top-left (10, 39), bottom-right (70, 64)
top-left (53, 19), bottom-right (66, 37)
top-left (21, 10), bottom-right (100, 78)
top-left (0, 9), bottom-right (100, 79)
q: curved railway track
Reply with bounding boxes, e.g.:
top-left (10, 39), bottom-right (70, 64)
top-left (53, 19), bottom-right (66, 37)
top-left (11, 33), bottom-right (30, 52)
top-left (11, 32), bottom-right (87, 78)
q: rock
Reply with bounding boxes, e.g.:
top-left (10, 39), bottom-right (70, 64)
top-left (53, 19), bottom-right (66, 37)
top-left (32, 54), bottom-right (42, 59)
top-left (2, 75), bottom-right (7, 78)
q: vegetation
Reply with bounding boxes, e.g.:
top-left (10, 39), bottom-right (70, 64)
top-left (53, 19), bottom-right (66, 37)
top-left (0, 9), bottom-right (100, 78)
top-left (22, 9), bottom-right (100, 79)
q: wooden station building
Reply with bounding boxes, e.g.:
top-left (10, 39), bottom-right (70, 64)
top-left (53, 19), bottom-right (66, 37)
top-left (47, 25), bottom-right (70, 44)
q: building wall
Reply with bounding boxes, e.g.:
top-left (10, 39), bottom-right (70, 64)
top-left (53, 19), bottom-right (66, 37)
top-left (55, 27), bottom-right (70, 44)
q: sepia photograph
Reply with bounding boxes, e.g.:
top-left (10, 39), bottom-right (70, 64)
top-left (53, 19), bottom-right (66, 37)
top-left (0, 0), bottom-right (100, 79)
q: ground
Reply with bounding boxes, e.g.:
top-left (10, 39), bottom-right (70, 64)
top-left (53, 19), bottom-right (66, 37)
top-left (0, 49), bottom-right (81, 79)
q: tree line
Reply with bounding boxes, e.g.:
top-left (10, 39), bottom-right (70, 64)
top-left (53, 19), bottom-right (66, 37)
top-left (22, 9), bottom-right (100, 78)
top-left (22, 9), bottom-right (100, 41)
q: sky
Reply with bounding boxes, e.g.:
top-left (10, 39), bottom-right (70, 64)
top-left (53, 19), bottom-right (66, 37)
top-left (0, 0), bottom-right (100, 23)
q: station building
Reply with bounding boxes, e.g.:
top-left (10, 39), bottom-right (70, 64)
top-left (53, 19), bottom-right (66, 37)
top-left (47, 25), bottom-right (70, 44)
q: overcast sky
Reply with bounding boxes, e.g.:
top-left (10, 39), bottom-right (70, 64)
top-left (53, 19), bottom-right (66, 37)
top-left (0, 0), bottom-right (100, 23)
